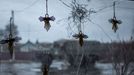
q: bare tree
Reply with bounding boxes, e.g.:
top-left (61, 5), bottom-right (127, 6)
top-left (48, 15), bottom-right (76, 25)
top-left (132, 27), bottom-right (134, 40)
top-left (4, 23), bottom-right (19, 38)
top-left (109, 41), bottom-right (134, 75)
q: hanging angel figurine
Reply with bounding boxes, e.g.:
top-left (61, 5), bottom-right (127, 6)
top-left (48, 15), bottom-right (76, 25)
top-left (0, 36), bottom-right (21, 58)
top-left (73, 31), bottom-right (88, 46)
top-left (0, 35), bottom-right (21, 58)
top-left (109, 1), bottom-right (122, 33)
top-left (39, 14), bottom-right (55, 31)
top-left (109, 17), bottom-right (122, 33)
top-left (39, 0), bottom-right (55, 31)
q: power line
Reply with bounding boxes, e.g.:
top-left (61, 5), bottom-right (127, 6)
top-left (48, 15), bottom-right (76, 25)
top-left (0, 0), bottom-right (41, 13)
top-left (15, 0), bottom-right (41, 13)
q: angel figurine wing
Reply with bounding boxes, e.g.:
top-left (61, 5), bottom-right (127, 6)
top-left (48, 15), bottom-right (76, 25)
top-left (14, 37), bottom-right (22, 42)
top-left (72, 34), bottom-right (79, 39)
top-left (82, 34), bottom-right (88, 39)
top-left (39, 16), bottom-right (55, 31)
top-left (117, 20), bottom-right (122, 24)
top-left (108, 18), bottom-right (114, 23)
top-left (39, 16), bottom-right (44, 22)
top-left (50, 16), bottom-right (55, 21)
top-left (0, 40), bottom-right (9, 44)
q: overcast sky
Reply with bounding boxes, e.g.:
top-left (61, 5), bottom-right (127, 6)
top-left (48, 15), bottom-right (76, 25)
top-left (0, 0), bottom-right (134, 43)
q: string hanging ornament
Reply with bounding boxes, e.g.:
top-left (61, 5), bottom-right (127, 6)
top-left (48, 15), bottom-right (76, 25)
top-left (59, 0), bottom-right (101, 46)
top-left (39, 0), bottom-right (55, 31)
top-left (73, 30), bottom-right (88, 47)
top-left (66, 0), bottom-right (88, 47)
top-left (72, 11), bottom-right (88, 47)
top-left (0, 11), bottom-right (21, 59)
top-left (108, 1), bottom-right (122, 33)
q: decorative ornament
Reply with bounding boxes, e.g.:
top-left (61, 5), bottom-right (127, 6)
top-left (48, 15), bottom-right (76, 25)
top-left (73, 31), bottom-right (88, 46)
top-left (109, 1), bottom-right (122, 33)
top-left (39, 0), bottom-right (55, 31)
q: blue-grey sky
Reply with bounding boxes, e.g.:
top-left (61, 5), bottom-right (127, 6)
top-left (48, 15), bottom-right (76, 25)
top-left (0, 0), bottom-right (134, 43)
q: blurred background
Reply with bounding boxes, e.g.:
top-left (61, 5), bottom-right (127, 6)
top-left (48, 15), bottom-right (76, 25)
top-left (0, 0), bottom-right (134, 75)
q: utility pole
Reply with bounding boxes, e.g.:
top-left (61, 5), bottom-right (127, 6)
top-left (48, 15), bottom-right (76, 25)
top-left (10, 10), bottom-right (15, 61)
